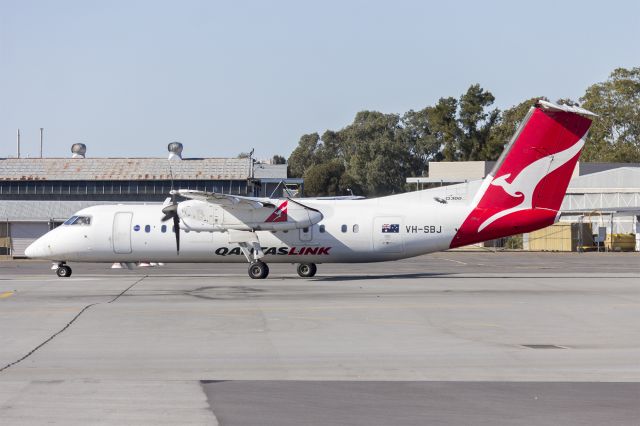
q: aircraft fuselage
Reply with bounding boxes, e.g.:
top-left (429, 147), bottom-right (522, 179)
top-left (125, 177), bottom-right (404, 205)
top-left (27, 190), bottom-right (473, 264)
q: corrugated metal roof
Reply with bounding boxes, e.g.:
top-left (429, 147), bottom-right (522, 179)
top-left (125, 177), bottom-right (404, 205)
top-left (0, 200), bottom-right (159, 221)
top-left (568, 167), bottom-right (640, 190)
top-left (0, 158), bottom-right (251, 181)
top-left (253, 163), bottom-right (288, 179)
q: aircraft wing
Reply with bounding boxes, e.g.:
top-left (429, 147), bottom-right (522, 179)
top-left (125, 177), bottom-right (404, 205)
top-left (172, 189), bottom-right (276, 209)
top-left (301, 195), bottom-right (365, 200)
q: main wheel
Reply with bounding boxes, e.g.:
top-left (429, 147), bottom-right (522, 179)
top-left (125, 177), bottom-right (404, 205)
top-left (248, 261), bottom-right (269, 279)
top-left (56, 265), bottom-right (72, 278)
top-left (297, 263), bottom-right (317, 278)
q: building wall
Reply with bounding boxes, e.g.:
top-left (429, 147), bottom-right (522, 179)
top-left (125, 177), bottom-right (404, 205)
top-left (0, 179), bottom-right (250, 202)
top-left (427, 161), bottom-right (496, 181)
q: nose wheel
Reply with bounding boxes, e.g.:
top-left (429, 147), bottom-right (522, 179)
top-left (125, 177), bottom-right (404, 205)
top-left (248, 261), bottom-right (269, 279)
top-left (297, 263), bottom-right (317, 278)
top-left (56, 264), bottom-right (72, 278)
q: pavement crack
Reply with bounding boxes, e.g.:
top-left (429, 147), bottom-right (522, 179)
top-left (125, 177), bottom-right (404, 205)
top-left (108, 275), bottom-right (147, 304)
top-left (0, 275), bottom-right (147, 374)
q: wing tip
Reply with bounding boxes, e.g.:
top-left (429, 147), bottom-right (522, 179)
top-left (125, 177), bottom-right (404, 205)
top-left (536, 100), bottom-right (598, 118)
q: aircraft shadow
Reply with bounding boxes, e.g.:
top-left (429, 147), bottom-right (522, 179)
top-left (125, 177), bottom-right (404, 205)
top-left (311, 272), bottom-right (453, 282)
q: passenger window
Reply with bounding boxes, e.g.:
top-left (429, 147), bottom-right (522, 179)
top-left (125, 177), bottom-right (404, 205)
top-left (145, 225), bottom-right (151, 233)
top-left (302, 227), bottom-right (309, 233)
top-left (161, 225), bottom-right (167, 233)
top-left (353, 224), bottom-right (359, 233)
top-left (341, 224), bottom-right (347, 233)
top-left (319, 225), bottom-right (325, 233)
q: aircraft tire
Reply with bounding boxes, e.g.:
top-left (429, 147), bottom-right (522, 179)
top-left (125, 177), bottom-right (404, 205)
top-left (297, 263), bottom-right (317, 278)
top-left (248, 261), bottom-right (269, 279)
top-left (56, 266), bottom-right (72, 278)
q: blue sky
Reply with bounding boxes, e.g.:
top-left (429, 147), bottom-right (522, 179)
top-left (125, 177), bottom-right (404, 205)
top-left (2, 0), bottom-right (639, 160)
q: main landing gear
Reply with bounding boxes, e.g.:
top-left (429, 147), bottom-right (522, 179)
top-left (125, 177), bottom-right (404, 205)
top-left (248, 261), bottom-right (269, 279)
top-left (55, 263), bottom-right (72, 278)
top-left (247, 262), bottom-right (318, 279)
top-left (230, 231), bottom-right (319, 279)
top-left (297, 263), bottom-right (317, 278)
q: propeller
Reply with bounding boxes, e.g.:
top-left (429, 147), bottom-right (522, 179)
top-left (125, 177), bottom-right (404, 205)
top-left (161, 192), bottom-right (180, 254)
top-left (162, 161), bottom-right (180, 254)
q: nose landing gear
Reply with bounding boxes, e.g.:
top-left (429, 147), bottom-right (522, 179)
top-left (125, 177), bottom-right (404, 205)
top-left (56, 263), bottom-right (72, 278)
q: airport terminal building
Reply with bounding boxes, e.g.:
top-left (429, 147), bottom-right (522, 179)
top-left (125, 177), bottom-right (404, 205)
top-left (0, 143), bottom-right (301, 257)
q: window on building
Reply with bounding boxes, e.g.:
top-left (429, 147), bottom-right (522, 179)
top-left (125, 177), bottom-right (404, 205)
top-left (341, 224), bottom-right (347, 233)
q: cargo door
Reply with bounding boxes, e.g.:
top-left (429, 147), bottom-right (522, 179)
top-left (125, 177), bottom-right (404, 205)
top-left (113, 212), bottom-right (133, 254)
top-left (372, 217), bottom-right (404, 253)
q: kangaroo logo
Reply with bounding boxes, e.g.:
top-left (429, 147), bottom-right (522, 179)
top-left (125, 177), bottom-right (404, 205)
top-left (477, 135), bottom-right (586, 232)
top-left (266, 200), bottom-right (288, 223)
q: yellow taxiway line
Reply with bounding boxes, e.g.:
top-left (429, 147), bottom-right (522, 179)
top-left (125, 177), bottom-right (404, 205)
top-left (0, 291), bottom-right (14, 299)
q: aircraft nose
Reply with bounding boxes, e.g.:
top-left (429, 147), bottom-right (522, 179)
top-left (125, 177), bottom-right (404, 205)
top-left (25, 237), bottom-right (46, 259)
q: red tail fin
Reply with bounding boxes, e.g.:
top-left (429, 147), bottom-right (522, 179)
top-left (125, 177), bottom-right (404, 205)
top-left (450, 101), bottom-right (594, 248)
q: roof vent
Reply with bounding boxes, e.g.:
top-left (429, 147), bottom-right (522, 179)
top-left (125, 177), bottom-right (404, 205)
top-left (168, 142), bottom-right (183, 160)
top-left (71, 143), bottom-right (87, 159)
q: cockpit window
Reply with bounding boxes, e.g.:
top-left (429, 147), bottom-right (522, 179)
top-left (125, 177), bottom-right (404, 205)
top-left (63, 215), bottom-right (91, 226)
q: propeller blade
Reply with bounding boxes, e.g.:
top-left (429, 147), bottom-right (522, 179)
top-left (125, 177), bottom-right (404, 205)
top-left (173, 215), bottom-right (180, 254)
top-left (161, 204), bottom-right (178, 222)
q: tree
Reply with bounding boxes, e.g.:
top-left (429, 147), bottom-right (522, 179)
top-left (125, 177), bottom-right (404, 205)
top-left (285, 84), bottom-right (500, 196)
top-left (580, 67), bottom-right (640, 162)
top-left (336, 111), bottom-right (411, 195)
top-left (287, 133), bottom-right (321, 178)
top-left (303, 160), bottom-right (347, 196)
top-left (272, 155), bottom-right (286, 164)
top-left (458, 84), bottom-right (499, 161)
top-left (425, 97), bottom-right (460, 161)
top-left (401, 106), bottom-right (445, 175)
top-left (422, 85), bottom-right (498, 162)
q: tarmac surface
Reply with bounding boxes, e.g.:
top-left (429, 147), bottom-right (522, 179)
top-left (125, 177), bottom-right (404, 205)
top-left (0, 252), bottom-right (639, 425)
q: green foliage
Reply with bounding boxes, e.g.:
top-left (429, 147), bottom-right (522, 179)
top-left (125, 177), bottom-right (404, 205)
top-left (458, 84), bottom-right (500, 161)
top-left (287, 67), bottom-right (640, 196)
top-left (287, 133), bottom-right (320, 178)
top-left (272, 155), bottom-right (286, 164)
top-left (303, 160), bottom-right (349, 196)
top-left (503, 234), bottom-right (523, 250)
top-left (580, 67), bottom-right (640, 162)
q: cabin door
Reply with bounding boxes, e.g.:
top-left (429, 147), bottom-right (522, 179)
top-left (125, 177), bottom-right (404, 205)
top-left (113, 212), bottom-right (133, 254)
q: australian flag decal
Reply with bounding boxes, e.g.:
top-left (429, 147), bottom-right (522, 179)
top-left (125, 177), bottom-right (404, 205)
top-left (381, 224), bottom-right (400, 233)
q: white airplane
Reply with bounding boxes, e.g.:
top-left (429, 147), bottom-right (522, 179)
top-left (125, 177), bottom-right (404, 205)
top-left (25, 101), bottom-right (595, 279)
